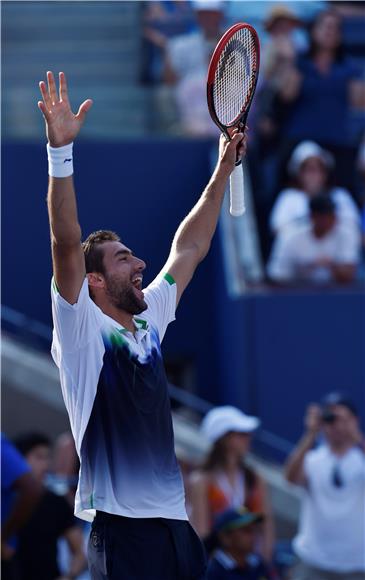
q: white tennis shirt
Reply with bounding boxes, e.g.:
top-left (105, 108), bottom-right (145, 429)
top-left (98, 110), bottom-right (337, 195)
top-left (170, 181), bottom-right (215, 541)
top-left (293, 444), bottom-right (365, 572)
top-left (51, 273), bottom-right (188, 523)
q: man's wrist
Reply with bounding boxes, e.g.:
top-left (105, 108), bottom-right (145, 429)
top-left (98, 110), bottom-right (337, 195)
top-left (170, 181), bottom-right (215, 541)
top-left (47, 142), bottom-right (74, 178)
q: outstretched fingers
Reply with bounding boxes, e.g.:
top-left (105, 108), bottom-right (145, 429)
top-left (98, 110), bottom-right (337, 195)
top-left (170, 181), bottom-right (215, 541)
top-left (47, 71), bottom-right (58, 104)
top-left (39, 80), bottom-right (52, 112)
top-left (76, 99), bottom-right (93, 124)
top-left (59, 71), bottom-right (69, 103)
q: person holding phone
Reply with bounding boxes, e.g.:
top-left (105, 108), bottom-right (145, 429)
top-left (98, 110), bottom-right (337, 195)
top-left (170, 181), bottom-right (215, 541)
top-left (285, 393), bottom-right (365, 580)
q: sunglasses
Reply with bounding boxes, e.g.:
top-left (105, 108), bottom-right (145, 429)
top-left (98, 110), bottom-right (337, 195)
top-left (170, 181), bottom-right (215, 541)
top-left (332, 464), bottom-right (344, 488)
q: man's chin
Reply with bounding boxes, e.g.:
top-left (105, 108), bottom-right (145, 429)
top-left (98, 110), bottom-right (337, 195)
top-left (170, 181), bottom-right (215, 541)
top-left (134, 299), bottom-right (148, 314)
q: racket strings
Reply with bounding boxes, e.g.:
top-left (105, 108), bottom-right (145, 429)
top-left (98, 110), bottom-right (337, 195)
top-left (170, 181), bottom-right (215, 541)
top-left (213, 28), bottom-right (257, 126)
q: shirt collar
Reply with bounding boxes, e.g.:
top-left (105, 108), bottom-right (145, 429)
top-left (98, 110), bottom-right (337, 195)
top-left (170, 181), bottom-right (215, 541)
top-left (117, 317), bottom-right (149, 341)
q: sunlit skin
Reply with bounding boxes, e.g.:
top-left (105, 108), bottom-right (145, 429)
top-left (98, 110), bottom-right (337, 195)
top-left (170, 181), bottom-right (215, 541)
top-left (87, 241), bottom-right (147, 331)
top-left (297, 157), bottom-right (328, 196)
top-left (323, 404), bottom-right (361, 452)
top-left (312, 12), bottom-right (341, 53)
top-left (221, 432), bottom-right (252, 464)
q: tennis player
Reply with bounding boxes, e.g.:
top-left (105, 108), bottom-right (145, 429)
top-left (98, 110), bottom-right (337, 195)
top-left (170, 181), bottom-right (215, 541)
top-left (38, 71), bottom-right (246, 580)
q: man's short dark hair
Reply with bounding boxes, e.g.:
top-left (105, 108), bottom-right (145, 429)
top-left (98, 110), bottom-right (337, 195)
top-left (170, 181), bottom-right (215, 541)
top-left (82, 230), bottom-right (120, 275)
top-left (321, 391), bottom-right (358, 418)
top-left (309, 195), bottom-right (336, 215)
top-left (13, 432), bottom-right (51, 457)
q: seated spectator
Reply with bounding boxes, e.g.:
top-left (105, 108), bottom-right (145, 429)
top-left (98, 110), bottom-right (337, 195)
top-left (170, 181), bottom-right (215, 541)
top-left (13, 432), bottom-right (87, 580)
top-left (163, 0), bottom-right (226, 136)
top-left (267, 195), bottom-right (361, 285)
top-left (189, 406), bottom-right (275, 564)
top-left (285, 393), bottom-right (365, 580)
top-left (1, 434), bottom-right (42, 580)
top-left (269, 141), bottom-right (360, 235)
top-left (206, 508), bottom-right (275, 580)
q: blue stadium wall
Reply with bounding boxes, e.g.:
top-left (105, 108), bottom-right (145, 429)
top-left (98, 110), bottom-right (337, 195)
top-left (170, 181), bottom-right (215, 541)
top-left (3, 141), bottom-right (365, 459)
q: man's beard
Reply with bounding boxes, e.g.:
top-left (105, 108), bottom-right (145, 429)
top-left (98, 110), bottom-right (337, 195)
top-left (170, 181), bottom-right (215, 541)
top-left (105, 273), bottom-right (147, 315)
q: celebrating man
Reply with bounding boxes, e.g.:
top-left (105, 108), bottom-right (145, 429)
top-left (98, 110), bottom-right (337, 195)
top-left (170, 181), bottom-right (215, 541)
top-left (39, 71), bottom-right (246, 579)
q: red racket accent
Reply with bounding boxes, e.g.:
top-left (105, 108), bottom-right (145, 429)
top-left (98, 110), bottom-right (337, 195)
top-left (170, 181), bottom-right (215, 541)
top-left (207, 23), bottom-right (260, 132)
top-left (206, 23), bottom-right (260, 217)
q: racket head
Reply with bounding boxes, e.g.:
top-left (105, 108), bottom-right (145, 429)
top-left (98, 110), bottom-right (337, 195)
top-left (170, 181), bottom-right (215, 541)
top-left (207, 23), bottom-right (260, 135)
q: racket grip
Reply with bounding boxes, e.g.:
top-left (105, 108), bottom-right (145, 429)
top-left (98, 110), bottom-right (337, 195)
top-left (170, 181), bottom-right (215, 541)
top-left (229, 163), bottom-right (245, 216)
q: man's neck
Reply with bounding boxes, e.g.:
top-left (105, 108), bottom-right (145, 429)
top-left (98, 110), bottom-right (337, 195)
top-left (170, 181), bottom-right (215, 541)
top-left (329, 441), bottom-right (354, 456)
top-left (96, 301), bottom-right (136, 333)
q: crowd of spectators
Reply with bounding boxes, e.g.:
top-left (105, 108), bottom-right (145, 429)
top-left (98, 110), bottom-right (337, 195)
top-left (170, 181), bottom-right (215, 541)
top-left (1, 432), bottom-right (88, 580)
top-left (2, 396), bottom-right (364, 579)
top-left (141, 1), bottom-right (365, 287)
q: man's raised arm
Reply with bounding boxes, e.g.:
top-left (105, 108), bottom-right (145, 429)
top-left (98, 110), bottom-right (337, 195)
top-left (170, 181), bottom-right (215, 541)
top-left (163, 130), bottom-right (246, 306)
top-left (38, 71), bottom-right (92, 304)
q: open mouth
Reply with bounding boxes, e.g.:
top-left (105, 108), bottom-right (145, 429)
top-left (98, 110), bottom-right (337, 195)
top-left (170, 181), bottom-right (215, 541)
top-left (132, 276), bottom-right (144, 299)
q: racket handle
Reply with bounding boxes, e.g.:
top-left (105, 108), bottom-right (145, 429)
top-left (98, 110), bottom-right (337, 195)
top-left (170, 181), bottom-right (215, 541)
top-left (229, 163), bottom-right (245, 216)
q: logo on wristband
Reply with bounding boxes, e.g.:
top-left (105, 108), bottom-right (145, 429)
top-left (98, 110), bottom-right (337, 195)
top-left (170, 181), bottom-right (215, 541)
top-left (64, 158), bottom-right (72, 163)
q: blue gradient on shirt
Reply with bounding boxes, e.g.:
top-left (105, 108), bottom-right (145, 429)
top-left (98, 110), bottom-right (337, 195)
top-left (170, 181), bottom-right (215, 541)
top-left (80, 325), bottom-right (185, 515)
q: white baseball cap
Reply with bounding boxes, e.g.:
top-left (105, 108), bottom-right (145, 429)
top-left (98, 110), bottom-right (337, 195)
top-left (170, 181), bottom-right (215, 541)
top-left (192, 1), bottom-right (225, 12)
top-left (201, 406), bottom-right (260, 444)
top-left (288, 141), bottom-right (334, 176)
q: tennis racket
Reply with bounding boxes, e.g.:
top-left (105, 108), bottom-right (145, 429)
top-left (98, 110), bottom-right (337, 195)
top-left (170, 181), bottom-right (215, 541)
top-left (207, 23), bottom-right (260, 216)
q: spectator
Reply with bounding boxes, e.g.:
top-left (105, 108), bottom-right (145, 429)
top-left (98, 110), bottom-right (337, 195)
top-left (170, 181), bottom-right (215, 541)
top-left (206, 508), bottom-right (274, 580)
top-left (1, 434), bottom-right (42, 580)
top-left (141, 1), bottom-right (196, 85)
top-left (275, 9), bottom-right (365, 193)
top-left (269, 140), bottom-right (361, 235)
top-left (267, 194), bottom-right (361, 285)
top-left (163, 0), bottom-right (225, 135)
top-left (248, 5), bottom-right (303, 255)
top-left (285, 393), bottom-right (365, 580)
top-left (50, 431), bottom-right (80, 505)
top-left (14, 432), bottom-right (87, 580)
top-left (189, 406), bottom-right (275, 564)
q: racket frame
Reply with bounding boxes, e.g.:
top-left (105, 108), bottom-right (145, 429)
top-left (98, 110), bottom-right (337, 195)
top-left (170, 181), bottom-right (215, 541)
top-left (207, 22), bottom-right (260, 163)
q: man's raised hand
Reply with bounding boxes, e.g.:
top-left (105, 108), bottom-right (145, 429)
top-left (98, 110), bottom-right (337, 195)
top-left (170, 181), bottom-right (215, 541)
top-left (38, 71), bottom-right (93, 147)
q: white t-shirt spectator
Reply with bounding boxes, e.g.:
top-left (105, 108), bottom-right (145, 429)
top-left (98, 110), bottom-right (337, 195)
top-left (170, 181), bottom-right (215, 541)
top-left (293, 444), bottom-right (365, 573)
top-left (267, 221), bottom-right (361, 284)
top-left (167, 32), bottom-right (218, 135)
top-left (269, 187), bottom-right (360, 234)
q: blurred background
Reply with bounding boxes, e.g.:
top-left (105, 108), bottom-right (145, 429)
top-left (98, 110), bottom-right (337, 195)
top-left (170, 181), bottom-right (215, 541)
top-left (2, 1), bottom-right (365, 579)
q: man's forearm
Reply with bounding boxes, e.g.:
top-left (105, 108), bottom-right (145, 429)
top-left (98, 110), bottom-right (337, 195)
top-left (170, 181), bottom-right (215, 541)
top-left (48, 176), bottom-right (82, 246)
top-left (172, 164), bottom-right (231, 261)
top-left (284, 431), bottom-right (317, 484)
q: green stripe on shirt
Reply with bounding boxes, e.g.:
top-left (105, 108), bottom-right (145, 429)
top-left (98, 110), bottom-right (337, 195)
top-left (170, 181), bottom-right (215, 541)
top-left (164, 272), bottom-right (175, 286)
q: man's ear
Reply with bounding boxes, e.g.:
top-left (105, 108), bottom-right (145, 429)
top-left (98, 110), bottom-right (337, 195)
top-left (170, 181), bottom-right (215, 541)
top-left (87, 272), bottom-right (105, 290)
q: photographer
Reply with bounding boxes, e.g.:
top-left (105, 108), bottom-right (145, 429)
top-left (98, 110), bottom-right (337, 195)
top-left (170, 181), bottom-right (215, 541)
top-left (284, 393), bottom-right (365, 580)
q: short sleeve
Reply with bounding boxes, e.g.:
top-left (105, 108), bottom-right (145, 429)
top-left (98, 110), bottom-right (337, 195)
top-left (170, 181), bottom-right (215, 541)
top-left (302, 452), bottom-right (312, 479)
top-left (1, 436), bottom-right (30, 490)
top-left (269, 189), bottom-right (307, 234)
top-left (142, 273), bottom-right (177, 342)
top-left (51, 277), bottom-right (103, 361)
top-left (267, 231), bottom-right (296, 281)
top-left (335, 225), bottom-right (361, 264)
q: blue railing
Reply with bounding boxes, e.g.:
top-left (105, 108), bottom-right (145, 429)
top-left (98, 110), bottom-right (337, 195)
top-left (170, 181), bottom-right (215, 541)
top-left (2, 303), bottom-right (293, 462)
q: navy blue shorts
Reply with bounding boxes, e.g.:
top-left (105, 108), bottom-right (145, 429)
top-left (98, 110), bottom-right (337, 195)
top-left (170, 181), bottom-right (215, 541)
top-left (88, 511), bottom-right (207, 580)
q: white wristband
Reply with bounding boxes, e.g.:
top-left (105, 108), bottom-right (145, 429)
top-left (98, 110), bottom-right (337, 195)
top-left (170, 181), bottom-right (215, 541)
top-left (47, 142), bottom-right (74, 178)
